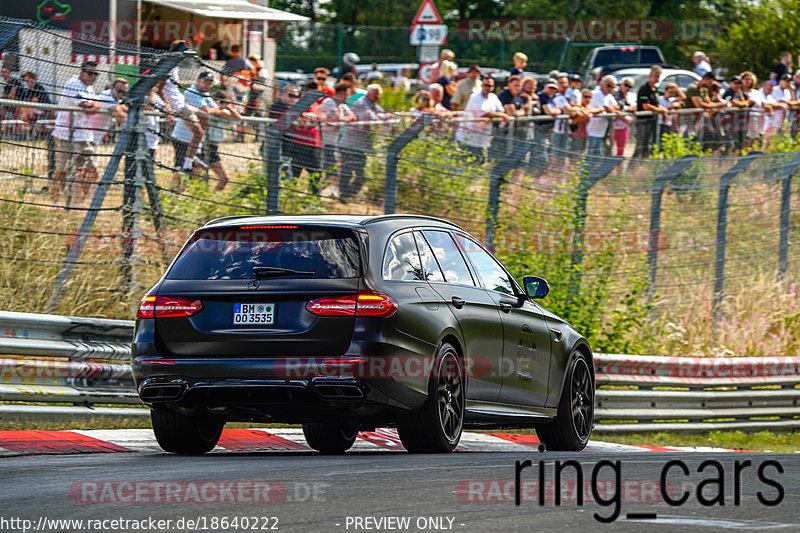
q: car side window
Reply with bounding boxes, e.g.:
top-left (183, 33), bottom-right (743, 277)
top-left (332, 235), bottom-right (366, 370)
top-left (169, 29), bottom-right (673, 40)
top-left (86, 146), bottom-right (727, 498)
top-left (413, 231), bottom-right (445, 282)
top-left (422, 230), bottom-right (475, 286)
top-left (382, 231), bottom-right (424, 281)
top-left (455, 234), bottom-right (515, 295)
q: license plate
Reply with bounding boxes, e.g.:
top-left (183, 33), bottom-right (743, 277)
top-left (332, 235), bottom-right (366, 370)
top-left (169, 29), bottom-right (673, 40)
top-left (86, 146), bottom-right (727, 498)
top-left (233, 303), bottom-right (276, 325)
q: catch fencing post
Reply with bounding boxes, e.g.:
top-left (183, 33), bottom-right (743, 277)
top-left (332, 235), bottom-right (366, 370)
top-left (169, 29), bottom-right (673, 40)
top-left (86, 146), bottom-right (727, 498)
top-left (647, 155), bottom-right (699, 293)
top-left (46, 44), bottom-right (190, 313)
top-left (120, 105), bottom-right (148, 315)
top-left (568, 155), bottom-right (623, 300)
top-left (384, 114), bottom-right (434, 214)
top-left (778, 153), bottom-right (800, 277)
top-left (485, 138), bottom-right (533, 251)
top-left (712, 151), bottom-right (762, 317)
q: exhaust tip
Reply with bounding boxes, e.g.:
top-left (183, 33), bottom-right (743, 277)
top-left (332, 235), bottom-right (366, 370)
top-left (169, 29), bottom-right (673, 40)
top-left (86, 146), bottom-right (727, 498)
top-left (140, 384), bottom-right (185, 401)
top-left (314, 384), bottom-right (364, 399)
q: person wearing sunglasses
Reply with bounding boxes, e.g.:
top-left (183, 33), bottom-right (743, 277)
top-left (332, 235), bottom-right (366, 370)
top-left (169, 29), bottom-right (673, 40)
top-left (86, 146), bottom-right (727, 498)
top-left (611, 76), bottom-right (637, 157)
top-left (314, 67), bottom-right (335, 96)
top-left (50, 61), bottom-right (103, 207)
top-left (92, 78), bottom-right (130, 145)
top-left (411, 90), bottom-right (435, 117)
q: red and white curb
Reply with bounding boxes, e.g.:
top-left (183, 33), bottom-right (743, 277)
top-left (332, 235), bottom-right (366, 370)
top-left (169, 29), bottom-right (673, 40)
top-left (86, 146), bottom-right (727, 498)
top-left (0, 428), bottom-right (746, 457)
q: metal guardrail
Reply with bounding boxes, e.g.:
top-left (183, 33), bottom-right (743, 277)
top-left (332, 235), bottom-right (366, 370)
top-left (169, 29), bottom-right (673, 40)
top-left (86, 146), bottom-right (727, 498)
top-left (1, 311), bottom-right (799, 432)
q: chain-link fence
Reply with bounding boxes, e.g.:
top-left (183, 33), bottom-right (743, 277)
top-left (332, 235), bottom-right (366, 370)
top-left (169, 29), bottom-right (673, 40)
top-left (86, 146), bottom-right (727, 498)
top-left (2, 18), bottom-right (800, 356)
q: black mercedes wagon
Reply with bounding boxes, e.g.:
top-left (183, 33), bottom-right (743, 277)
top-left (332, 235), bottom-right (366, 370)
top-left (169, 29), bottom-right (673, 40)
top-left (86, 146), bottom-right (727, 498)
top-left (132, 214), bottom-right (595, 454)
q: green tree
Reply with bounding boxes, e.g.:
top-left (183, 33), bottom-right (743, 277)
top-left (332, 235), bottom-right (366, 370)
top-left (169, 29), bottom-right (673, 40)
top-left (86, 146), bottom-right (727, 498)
top-left (712, 0), bottom-right (800, 80)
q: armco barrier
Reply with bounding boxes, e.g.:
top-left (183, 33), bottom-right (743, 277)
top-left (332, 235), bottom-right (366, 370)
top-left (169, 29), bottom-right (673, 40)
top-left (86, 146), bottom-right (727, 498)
top-left (1, 312), bottom-right (799, 432)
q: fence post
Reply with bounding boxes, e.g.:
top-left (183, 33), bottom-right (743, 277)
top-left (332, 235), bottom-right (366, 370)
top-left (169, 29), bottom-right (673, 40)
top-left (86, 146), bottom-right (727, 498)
top-left (778, 152), bottom-right (800, 277)
top-left (485, 139), bottom-right (533, 251)
top-left (120, 105), bottom-right (147, 315)
top-left (384, 114), bottom-right (433, 214)
top-left (265, 91), bottom-right (322, 215)
top-left (568, 155), bottom-right (624, 300)
top-left (712, 151), bottom-right (762, 317)
top-left (46, 44), bottom-right (189, 313)
top-left (265, 124), bottom-right (282, 215)
top-left (647, 155), bottom-right (699, 293)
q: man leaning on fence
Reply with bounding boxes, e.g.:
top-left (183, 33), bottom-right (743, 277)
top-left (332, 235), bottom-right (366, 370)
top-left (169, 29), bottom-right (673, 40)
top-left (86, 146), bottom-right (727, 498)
top-left (51, 60), bottom-right (102, 208)
top-left (339, 84), bottom-right (390, 201)
top-left (456, 76), bottom-right (510, 163)
top-left (635, 65), bottom-right (668, 157)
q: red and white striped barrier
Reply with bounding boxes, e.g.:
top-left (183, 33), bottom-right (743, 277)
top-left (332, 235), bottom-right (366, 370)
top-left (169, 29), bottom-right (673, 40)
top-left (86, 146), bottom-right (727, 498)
top-left (0, 428), bottom-right (746, 458)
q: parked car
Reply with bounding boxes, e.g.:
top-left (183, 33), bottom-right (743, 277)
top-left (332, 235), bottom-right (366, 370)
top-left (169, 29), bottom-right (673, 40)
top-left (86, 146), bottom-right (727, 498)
top-left (132, 215), bottom-right (595, 454)
top-left (605, 67), bottom-right (701, 93)
top-left (582, 45), bottom-right (667, 85)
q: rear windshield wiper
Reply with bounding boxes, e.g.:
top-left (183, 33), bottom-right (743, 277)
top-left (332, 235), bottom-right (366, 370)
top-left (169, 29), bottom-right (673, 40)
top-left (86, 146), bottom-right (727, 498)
top-left (253, 266), bottom-right (316, 278)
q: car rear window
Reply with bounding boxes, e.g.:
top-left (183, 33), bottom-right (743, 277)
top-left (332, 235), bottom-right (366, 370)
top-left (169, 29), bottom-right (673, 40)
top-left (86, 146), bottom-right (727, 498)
top-left (166, 227), bottom-right (361, 280)
top-left (593, 48), bottom-right (662, 68)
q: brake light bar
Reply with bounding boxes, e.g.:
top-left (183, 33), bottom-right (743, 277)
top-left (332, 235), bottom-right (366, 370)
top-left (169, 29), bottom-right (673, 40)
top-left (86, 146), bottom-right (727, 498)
top-left (239, 225), bottom-right (299, 229)
top-left (137, 295), bottom-right (203, 319)
top-left (306, 293), bottom-right (398, 317)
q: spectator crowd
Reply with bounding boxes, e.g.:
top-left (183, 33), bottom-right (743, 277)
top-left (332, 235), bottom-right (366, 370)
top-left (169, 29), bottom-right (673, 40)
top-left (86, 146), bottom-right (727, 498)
top-left (3, 44), bottom-right (800, 205)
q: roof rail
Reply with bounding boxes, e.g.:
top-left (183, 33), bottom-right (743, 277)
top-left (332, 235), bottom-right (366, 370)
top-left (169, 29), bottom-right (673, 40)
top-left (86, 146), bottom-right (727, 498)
top-left (203, 215), bottom-right (260, 227)
top-left (361, 214), bottom-right (463, 230)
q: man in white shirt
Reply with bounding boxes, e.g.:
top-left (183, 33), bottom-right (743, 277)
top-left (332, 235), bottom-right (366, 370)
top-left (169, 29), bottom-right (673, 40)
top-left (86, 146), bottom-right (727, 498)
top-left (51, 61), bottom-right (102, 206)
top-left (92, 78), bottom-right (129, 145)
top-left (693, 51), bottom-right (712, 77)
top-left (760, 80), bottom-right (785, 141)
top-left (587, 75), bottom-right (621, 156)
top-left (457, 77), bottom-right (510, 163)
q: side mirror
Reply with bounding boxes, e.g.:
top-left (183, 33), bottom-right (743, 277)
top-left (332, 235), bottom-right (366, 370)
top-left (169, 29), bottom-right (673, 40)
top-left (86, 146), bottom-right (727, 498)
top-left (522, 276), bottom-right (550, 299)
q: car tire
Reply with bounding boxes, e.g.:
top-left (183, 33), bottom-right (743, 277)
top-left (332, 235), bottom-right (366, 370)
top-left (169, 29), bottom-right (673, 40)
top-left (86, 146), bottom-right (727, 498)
top-left (302, 423), bottom-right (359, 454)
top-left (397, 342), bottom-right (464, 453)
top-left (536, 351), bottom-right (594, 451)
top-left (150, 408), bottom-right (224, 454)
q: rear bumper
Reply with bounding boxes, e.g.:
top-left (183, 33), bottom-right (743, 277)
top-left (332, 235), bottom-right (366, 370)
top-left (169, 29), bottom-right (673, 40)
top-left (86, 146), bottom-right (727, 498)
top-left (131, 355), bottom-right (428, 420)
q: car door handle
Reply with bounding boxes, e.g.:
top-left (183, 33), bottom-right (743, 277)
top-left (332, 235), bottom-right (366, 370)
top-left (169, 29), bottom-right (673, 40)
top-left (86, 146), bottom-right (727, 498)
top-left (550, 328), bottom-right (563, 341)
top-left (451, 297), bottom-right (466, 309)
top-left (499, 302), bottom-right (512, 313)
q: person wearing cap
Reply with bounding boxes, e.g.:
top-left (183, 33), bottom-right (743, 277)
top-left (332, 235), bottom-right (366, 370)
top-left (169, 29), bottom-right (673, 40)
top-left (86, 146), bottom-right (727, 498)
top-left (586, 75), bottom-right (622, 157)
top-left (537, 79), bottom-right (562, 146)
top-left (693, 51), bottom-right (711, 77)
top-left (565, 74), bottom-right (582, 105)
top-left (170, 71), bottom-right (218, 191)
top-left (452, 65), bottom-right (482, 111)
top-left (51, 60), bottom-right (102, 207)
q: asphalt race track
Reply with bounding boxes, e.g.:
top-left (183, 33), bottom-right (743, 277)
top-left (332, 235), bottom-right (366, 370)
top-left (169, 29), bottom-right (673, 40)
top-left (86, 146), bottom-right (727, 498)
top-left (1, 430), bottom-right (798, 533)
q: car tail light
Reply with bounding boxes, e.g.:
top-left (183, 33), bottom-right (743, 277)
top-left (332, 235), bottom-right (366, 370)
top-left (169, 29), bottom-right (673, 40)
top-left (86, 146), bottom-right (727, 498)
top-left (136, 295), bottom-right (203, 319)
top-left (306, 293), bottom-right (397, 317)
